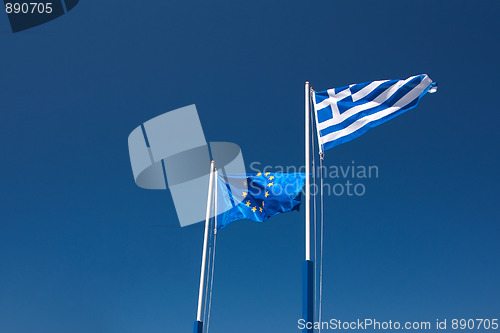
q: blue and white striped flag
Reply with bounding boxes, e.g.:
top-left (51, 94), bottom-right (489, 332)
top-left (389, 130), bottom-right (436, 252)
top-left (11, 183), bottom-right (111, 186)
top-left (312, 74), bottom-right (437, 152)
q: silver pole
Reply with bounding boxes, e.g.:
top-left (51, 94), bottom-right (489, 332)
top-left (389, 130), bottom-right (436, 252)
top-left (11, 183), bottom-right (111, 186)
top-left (214, 170), bottom-right (218, 233)
top-left (303, 82), bottom-right (314, 333)
top-left (196, 161), bottom-right (215, 322)
top-left (305, 81), bottom-right (311, 261)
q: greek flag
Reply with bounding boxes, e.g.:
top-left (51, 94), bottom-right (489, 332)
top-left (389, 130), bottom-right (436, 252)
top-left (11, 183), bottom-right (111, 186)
top-left (313, 74), bottom-right (437, 152)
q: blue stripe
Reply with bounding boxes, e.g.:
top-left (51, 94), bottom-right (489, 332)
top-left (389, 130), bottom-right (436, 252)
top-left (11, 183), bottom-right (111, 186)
top-left (336, 79), bottom-right (401, 114)
top-left (334, 85), bottom-right (349, 94)
top-left (319, 76), bottom-right (425, 137)
top-left (348, 81), bottom-right (371, 94)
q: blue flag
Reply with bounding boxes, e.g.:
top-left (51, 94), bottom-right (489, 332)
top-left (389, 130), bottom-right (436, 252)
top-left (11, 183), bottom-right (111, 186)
top-left (313, 74), bottom-right (437, 152)
top-left (216, 172), bottom-right (306, 229)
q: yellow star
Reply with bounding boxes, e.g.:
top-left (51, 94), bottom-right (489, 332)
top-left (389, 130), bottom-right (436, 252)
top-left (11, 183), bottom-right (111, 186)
top-left (243, 181), bottom-right (247, 186)
top-left (259, 207), bottom-right (263, 212)
top-left (252, 206), bottom-right (257, 212)
top-left (242, 191), bottom-right (247, 197)
top-left (262, 201), bottom-right (265, 206)
top-left (246, 201), bottom-right (251, 207)
top-left (267, 182), bottom-right (274, 187)
top-left (269, 176), bottom-right (274, 180)
top-left (265, 191), bottom-right (269, 198)
top-left (257, 172), bottom-right (262, 176)
top-left (265, 172), bottom-right (270, 176)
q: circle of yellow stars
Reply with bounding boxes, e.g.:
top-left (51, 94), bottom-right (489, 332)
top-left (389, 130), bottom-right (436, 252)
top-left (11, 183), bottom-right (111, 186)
top-left (242, 172), bottom-right (276, 215)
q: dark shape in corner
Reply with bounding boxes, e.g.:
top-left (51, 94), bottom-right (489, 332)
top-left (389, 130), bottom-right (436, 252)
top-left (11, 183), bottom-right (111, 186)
top-left (4, 0), bottom-right (79, 33)
top-left (64, 0), bottom-right (78, 11)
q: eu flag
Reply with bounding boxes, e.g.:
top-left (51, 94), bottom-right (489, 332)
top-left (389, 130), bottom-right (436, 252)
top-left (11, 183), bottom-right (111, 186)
top-left (216, 172), bottom-right (306, 229)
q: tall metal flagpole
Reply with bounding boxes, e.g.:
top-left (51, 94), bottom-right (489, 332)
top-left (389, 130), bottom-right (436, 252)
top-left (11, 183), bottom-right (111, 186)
top-left (194, 161), bottom-right (215, 333)
top-left (305, 82), bottom-right (311, 262)
top-left (303, 82), bottom-right (314, 332)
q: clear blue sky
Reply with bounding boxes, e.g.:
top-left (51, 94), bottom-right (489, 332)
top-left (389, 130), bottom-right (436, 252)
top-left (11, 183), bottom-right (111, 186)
top-left (0, 1), bottom-right (499, 332)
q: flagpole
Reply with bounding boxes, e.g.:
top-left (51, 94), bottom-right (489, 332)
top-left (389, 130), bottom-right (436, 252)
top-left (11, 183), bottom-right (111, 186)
top-left (305, 81), bottom-right (311, 261)
top-left (303, 81), bottom-right (314, 332)
top-left (194, 160), bottom-right (215, 333)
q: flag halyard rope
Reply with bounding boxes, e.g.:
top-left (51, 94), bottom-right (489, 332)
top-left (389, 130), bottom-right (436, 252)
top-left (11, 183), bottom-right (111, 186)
top-left (319, 155), bottom-right (325, 333)
top-left (203, 173), bottom-right (217, 332)
top-left (311, 83), bottom-right (325, 332)
top-left (206, 180), bottom-right (218, 333)
top-left (206, 171), bottom-right (218, 333)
